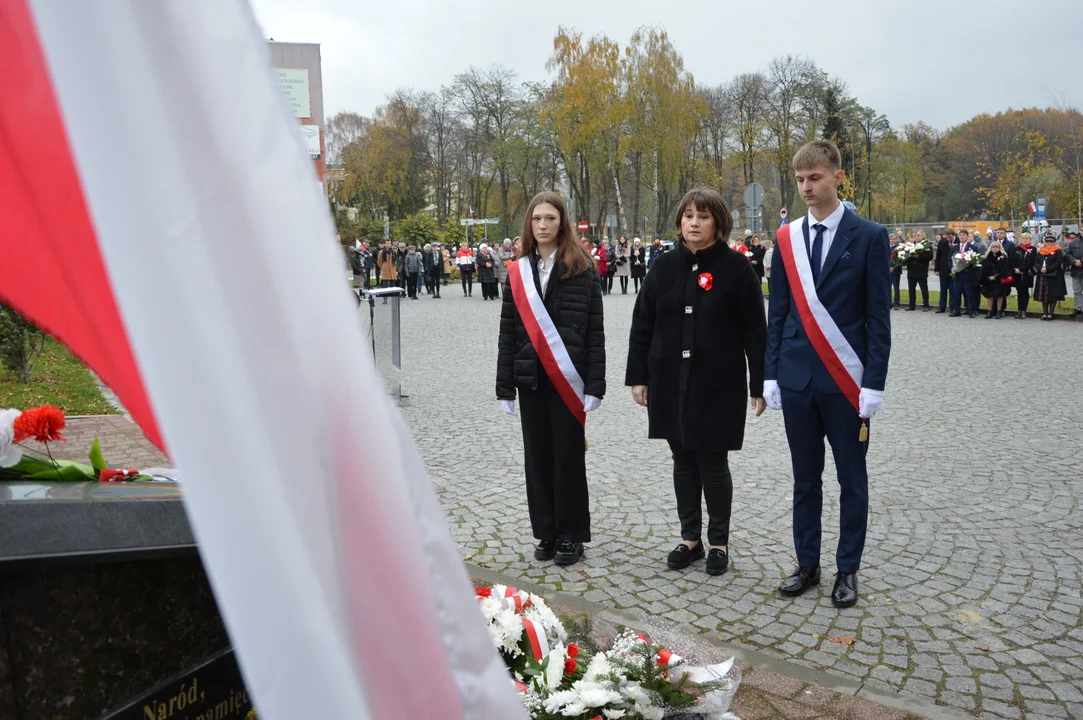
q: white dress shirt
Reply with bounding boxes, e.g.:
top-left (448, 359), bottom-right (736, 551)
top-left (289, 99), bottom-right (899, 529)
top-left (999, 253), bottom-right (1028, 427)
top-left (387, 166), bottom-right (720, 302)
top-left (804, 201), bottom-right (847, 269)
top-left (537, 249), bottom-right (558, 295)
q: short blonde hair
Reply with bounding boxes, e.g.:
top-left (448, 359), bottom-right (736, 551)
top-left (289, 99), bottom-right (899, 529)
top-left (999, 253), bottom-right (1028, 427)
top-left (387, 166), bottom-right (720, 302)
top-left (793, 140), bottom-right (842, 172)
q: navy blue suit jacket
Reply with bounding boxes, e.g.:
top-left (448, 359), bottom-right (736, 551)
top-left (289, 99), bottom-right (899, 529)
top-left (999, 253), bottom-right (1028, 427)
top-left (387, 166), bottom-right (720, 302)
top-left (765, 208), bottom-right (892, 394)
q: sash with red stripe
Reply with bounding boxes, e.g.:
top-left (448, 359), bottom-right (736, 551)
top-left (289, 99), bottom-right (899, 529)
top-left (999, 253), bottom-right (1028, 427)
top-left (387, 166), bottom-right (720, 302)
top-left (776, 219), bottom-right (864, 412)
top-left (507, 257), bottom-right (587, 427)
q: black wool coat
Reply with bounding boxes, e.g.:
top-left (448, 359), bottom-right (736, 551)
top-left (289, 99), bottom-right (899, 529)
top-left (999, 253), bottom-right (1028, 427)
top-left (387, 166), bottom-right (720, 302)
top-left (626, 241), bottom-right (766, 451)
top-left (496, 254), bottom-right (606, 400)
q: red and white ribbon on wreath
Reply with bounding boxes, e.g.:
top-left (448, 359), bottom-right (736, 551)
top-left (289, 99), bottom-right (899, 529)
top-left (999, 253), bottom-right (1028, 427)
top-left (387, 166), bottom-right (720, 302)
top-left (775, 218), bottom-right (864, 412)
top-left (521, 617), bottom-right (549, 661)
top-left (507, 257), bottom-right (587, 427)
top-left (637, 634), bottom-right (683, 667)
top-left (501, 586), bottom-right (530, 612)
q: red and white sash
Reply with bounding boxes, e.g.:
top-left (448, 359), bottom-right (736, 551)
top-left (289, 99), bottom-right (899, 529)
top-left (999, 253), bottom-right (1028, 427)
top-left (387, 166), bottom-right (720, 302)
top-left (776, 218), bottom-right (864, 411)
top-left (507, 256), bottom-right (587, 427)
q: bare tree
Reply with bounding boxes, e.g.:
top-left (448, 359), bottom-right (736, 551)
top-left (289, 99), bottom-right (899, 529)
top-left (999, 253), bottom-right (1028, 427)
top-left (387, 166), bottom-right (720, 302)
top-left (325, 111), bottom-right (369, 165)
top-left (766, 56), bottom-right (818, 212)
top-left (724, 72), bottom-right (769, 185)
top-left (421, 87), bottom-right (461, 224)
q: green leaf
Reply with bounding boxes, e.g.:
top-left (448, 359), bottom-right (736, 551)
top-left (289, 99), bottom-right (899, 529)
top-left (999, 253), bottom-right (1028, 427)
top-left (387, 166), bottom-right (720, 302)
top-left (25, 463), bottom-right (95, 482)
top-left (88, 438), bottom-right (107, 472)
top-left (6, 455), bottom-right (57, 475)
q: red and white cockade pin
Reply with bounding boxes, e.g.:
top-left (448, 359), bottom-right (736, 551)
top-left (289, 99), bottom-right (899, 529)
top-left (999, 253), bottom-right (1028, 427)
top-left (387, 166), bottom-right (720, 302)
top-left (697, 272), bottom-right (713, 291)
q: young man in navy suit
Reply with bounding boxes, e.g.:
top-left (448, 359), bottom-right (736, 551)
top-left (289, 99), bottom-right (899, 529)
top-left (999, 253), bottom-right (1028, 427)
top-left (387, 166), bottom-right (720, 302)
top-left (949, 230), bottom-right (980, 317)
top-left (763, 140), bottom-right (891, 608)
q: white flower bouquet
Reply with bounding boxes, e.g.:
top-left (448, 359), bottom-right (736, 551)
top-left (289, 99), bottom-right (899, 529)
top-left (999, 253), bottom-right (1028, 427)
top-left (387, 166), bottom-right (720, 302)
top-left (476, 587), bottom-right (740, 719)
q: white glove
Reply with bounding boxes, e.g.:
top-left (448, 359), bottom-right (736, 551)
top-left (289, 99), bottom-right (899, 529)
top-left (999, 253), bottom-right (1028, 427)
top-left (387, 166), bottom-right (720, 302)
top-left (583, 395), bottom-right (601, 413)
top-left (763, 380), bottom-right (782, 410)
top-left (858, 388), bottom-right (884, 419)
top-left (499, 399), bottom-right (517, 417)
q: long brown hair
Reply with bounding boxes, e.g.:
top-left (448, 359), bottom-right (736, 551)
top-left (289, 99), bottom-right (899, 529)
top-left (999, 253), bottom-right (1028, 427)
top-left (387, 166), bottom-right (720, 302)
top-left (519, 191), bottom-right (593, 279)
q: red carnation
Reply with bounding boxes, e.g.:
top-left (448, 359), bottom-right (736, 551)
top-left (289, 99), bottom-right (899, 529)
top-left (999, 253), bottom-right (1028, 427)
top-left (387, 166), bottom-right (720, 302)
top-left (12, 405), bottom-right (66, 443)
top-left (567, 643), bottom-right (579, 659)
top-left (564, 658), bottom-right (577, 674)
top-left (475, 587), bottom-right (492, 598)
top-left (697, 272), bottom-right (713, 291)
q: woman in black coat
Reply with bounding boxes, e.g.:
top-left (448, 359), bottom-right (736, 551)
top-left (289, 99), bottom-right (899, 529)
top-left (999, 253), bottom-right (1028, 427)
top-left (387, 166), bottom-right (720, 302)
top-left (496, 191), bottom-right (605, 567)
top-left (626, 188), bottom-right (766, 577)
top-left (476, 243), bottom-right (498, 300)
top-left (1010, 232), bottom-right (1037, 318)
top-left (979, 241), bottom-right (1012, 319)
top-left (630, 238), bottom-right (648, 292)
top-left (1034, 234), bottom-right (1068, 320)
top-left (748, 236), bottom-right (767, 282)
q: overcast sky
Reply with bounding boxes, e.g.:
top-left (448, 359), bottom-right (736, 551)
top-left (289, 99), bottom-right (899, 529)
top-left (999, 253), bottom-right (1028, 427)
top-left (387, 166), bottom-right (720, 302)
top-left (250, 0), bottom-right (1081, 131)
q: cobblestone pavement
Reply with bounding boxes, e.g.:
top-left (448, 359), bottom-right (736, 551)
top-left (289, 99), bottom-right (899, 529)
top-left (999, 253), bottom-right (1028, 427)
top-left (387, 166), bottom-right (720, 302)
top-left (390, 286), bottom-right (1083, 720)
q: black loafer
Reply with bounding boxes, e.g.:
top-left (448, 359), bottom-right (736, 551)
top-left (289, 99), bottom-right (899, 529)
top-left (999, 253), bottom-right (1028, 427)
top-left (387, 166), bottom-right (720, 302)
top-left (779, 566), bottom-right (821, 597)
top-left (666, 542), bottom-right (704, 569)
top-left (705, 548), bottom-right (729, 576)
top-left (832, 571), bottom-right (859, 608)
top-left (534, 539), bottom-right (556, 561)
top-left (553, 540), bottom-right (584, 566)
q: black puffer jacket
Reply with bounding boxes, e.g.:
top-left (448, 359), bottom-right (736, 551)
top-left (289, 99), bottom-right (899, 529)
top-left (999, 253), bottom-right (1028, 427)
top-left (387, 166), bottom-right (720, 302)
top-left (496, 254), bottom-right (606, 400)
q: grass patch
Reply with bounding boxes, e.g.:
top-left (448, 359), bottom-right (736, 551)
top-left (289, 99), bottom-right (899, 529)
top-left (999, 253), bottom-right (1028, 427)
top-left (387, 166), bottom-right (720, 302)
top-left (0, 336), bottom-right (120, 415)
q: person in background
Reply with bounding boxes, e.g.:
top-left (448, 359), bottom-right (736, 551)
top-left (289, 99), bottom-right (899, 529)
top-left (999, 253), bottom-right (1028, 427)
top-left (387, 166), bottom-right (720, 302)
top-left (748, 235), bottom-right (767, 284)
top-left (649, 238), bottom-right (667, 269)
top-left (1010, 232), bottom-right (1036, 319)
top-left (476, 243), bottom-right (499, 301)
top-left (424, 243), bottom-right (444, 299)
top-left (605, 238), bottom-right (618, 294)
top-left (395, 242), bottom-right (408, 289)
top-left (904, 230), bottom-right (933, 312)
top-left (499, 238), bottom-right (516, 268)
top-left (980, 240), bottom-right (1012, 319)
top-left (421, 243), bottom-right (434, 295)
top-left (949, 230), bottom-right (979, 318)
top-left (592, 239), bottom-right (610, 292)
top-left (933, 231), bottom-right (953, 313)
top-left (456, 242), bottom-right (476, 297)
top-left (889, 234), bottom-right (902, 310)
top-left (441, 243), bottom-right (452, 286)
top-left (614, 236), bottom-right (632, 294)
top-left (626, 188), bottom-right (766, 577)
top-left (763, 238), bottom-right (774, 290)
top-left (737, 229), bottom-right (752, 254)
top-left (1034, 233), bottom-right (1068, 320)
top-left (1064, 230), bottom-right (1083, 317)
top-left (630, 237), bottom-right (648, 293)
top-left (377, 241), bottom-right (398, 289)
top-left (403, 244), bottom-right (422, 299)
top-left (492, 240), bottom-right (510, 293)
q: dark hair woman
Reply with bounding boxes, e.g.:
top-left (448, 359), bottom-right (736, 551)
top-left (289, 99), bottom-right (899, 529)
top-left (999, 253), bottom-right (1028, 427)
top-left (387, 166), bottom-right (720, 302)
top-left (630, 238), bottom-right (648, 292)
top-left (496, 191), bottom-right (606, 566)
top-left (1034, 234), bottom-right (1067, 320)
top-left (626, 188), bottom-right (767, 577)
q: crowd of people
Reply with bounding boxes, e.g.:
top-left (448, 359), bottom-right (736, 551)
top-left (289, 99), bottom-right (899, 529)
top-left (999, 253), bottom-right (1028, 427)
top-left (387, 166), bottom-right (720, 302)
top-left (888, 227), bottom-right (1083, 320)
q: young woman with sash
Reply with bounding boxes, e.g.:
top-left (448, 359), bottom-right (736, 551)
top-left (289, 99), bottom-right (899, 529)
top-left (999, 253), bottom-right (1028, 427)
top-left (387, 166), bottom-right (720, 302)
top-left (496, 191), bottom-right (606, 566)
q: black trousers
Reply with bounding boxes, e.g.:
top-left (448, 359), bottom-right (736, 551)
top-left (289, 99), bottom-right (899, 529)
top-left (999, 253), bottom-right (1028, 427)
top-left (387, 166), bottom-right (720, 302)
top-left (1016, 282), bottom-right (1029, 312)
top-left (667, 441), bottom-right (732, 547)
top-left (907, 275), bottom-right (930, 308)
top-left (633, 277), bottom-right (642, 292)
top-left (606, 273), bottom-right (615, 293)
top-left (619, 276), bottom-right (629, 293)
top-left (461, 271), bottom-right (474, 295)
top-left (406, 273), bottom-right (419, 298)
top-left (890, 271), bottom-right (901, 305)
top-left (427, 274), bottom-right (441, 297)
top-left (483, 281), bottom-right (499, 299)
top-left (519, 374), bottom-right (590, 543)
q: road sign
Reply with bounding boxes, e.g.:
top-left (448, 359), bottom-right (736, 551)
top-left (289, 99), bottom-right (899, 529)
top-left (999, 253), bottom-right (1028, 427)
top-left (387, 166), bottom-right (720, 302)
top-left (460, 218), bottom-right (500, 226)
top-left (779, 207), bottom-right (788, 219)
top-left (383, 219), bottom-right (389, 239)
top-left (1036, 195), bottom-right (1047, 220)
top-left (606, 214), bottom-right (617, 229)
top-left (577, 220), bottom-right (589, 233)
top-left (743, 183), bottom-right (765, 209)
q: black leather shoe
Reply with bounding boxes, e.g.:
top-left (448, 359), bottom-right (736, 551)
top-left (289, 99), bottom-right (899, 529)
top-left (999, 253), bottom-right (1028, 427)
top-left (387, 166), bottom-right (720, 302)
top-left (534, 539), bottom-right (556, 561)
top-left (934, 308), bottom-right (946, 314)
top-left (553, 540), bottom-right (584, 566)
top-left (922, 307), bottom-right (931, 312)
top-left (832, 572), bottom-right (859, 608)
top-left (666, 542), bottom-right (704, 569)
top-left (705, 548), bottom-right (729, 576)
top-left (904, 306), bottom-right (915, 311)
top-left (778, 566), bottom-right (820, 597)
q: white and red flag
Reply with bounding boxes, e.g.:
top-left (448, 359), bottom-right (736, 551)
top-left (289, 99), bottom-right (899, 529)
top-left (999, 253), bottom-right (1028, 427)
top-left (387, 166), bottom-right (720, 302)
top-left (0, 2), bottom-right (522, 719)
